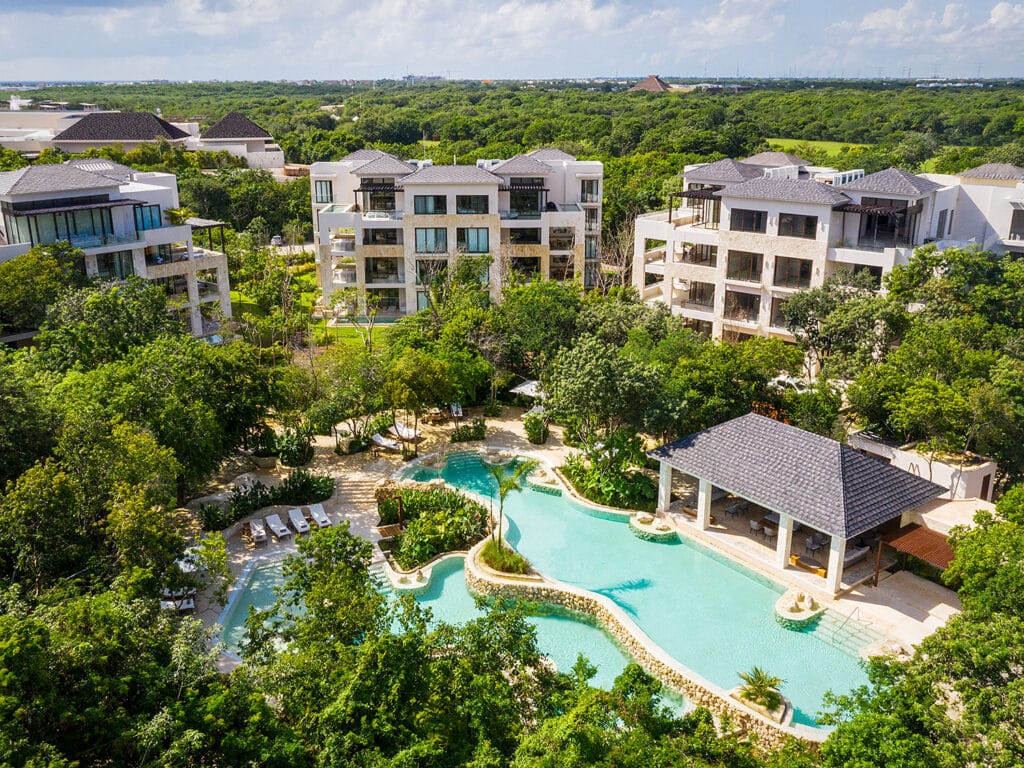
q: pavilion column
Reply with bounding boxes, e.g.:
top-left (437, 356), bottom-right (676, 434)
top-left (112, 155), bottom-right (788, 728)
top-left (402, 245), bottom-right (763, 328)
top-left (657, 462), bottom-right (673, 513)
top-left (696, 478), bottom-right (712, 530)
top-left (775, 513), bottom-right (794, 569)
top-left (826, 536), bottom-right (847, 596)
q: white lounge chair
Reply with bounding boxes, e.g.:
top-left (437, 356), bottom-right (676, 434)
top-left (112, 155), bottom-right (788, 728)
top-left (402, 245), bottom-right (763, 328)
top-left (249, 518), bottom-right (267, 544)
top-left (308, 503), bottom-right (331, 528)
top-left (265, 513), bottom-right (292, 540)
top-left (160, 597), bottom-right (195, 612)
top-left (288, 508), bottom-right (310, 534)
top-left (371, 433), bottom-right (402, 452)
top-left (389, 423), bottom-right (419, 442)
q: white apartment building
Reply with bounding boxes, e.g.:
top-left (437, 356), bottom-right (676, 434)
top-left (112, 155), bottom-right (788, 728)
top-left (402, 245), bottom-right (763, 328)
top-left (630, 151), bottom-right (993, 341)
top-left (0, 159), bottom-right (231, 337)
top-left (310, 148), bottom-right (602, 313)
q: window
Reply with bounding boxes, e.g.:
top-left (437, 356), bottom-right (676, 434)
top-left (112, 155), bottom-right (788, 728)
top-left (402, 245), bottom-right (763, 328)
top-left (314, 180), bottom-right (333, 204)
top-left (133, 204), bottom-right (162, 231)
top-left (947, 209), bottom-right (954, 236)
top-left (585, 207), bottom-right (600, 232)
top-left (456, 227), bottom-right (489, 253)
top-left (729, 208), bottom-right (767, 233)
top-left (508, 228), bottom-right (542, 245)
top-left (585, 235), bottom-right (599, 259)
top-left (778, 213), bottom-right (818, 239)
top-left (726, 250), bottom-right (763, 281)
top-left (679, 243), bottom-right (717, 266)
top-left (936, 209), bottom-right (947, 239)
top-left (773, 256), bottom-right (813, 288)
top-left (456, 195), bottom-right (488, 214)
top-left (581, 179), bottom-right (600, 203)
top-left (770, 296), bottom-right (788, 328)
top-left (724, 290), bottom-right (760, 323)
top-left (414, 195), bottom-right (447, 214)
top-left (95, 250), bottom-right (134, 280)
top-left (415, 228), bottom-right (447, 253)
top-left (363, 229), bottom-right (400, 245)
top-left (686, 281), bottom-right (715, 309)
top-left (683, 318), bottom-right (713, 337)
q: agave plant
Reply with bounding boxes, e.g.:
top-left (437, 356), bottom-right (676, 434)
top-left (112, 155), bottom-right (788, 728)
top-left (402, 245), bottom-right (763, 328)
top-left (737, 666), bottom-right (784, 711)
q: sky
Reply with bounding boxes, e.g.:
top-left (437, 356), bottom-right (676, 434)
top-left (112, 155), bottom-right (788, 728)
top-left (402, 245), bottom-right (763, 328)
top-left (1, 0), bottom-right (1023, 81)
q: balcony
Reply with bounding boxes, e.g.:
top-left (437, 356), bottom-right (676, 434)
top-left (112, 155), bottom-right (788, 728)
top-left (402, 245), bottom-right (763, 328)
top-left (68, 231), bottom-right (141, 249)
top-left (331, 238), bottom-right (356, 254)
top-left (363, 210), bottom-right (403, 221)
top-left (500, 209), bottom-right (542, 220)
top-left (332, 267), bottom-right (357, 285)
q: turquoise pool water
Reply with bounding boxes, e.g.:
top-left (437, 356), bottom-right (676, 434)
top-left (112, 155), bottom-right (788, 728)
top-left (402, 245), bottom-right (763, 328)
top-left (221, 554), bottom-right (633, 691)
top-left (407, 454), bottom-right (872, 728)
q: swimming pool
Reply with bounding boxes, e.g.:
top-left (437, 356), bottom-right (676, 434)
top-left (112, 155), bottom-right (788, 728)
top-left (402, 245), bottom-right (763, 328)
top-left (406, 452), bottom-right (874, 728)
top-left (220, 553), bottom-right (635, 691)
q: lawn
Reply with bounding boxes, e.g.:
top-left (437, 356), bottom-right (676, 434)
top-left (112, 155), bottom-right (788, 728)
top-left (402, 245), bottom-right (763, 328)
top-left (767, 138), bottom-right (870, 155)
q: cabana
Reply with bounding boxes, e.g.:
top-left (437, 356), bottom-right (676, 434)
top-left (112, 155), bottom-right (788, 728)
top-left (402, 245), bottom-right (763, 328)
top-left (649, 413), bottom-right (945, 595)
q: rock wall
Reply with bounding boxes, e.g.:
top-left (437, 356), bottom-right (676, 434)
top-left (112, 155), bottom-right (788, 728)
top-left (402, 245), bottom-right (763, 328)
top-left (464, 541), bottom-right (825, 751)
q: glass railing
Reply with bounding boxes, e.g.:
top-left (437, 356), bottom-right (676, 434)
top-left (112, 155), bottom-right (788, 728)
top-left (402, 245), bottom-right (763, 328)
top-left (68, 231), bottom-right (141, 248)
top-left (500, 210), bottom-right (542, 220)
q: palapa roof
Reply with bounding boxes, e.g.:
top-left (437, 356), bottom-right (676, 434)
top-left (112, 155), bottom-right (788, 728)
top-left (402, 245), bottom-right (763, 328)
top-left (649, 413), bottom-right (945, 539)
top-left (53, 112), bottom-right (189, 142)
top-left (719, 177), bottom-right (851, 206)
top-left (201, 111), bottom-right (272, 140)
top-left (396, 165), bottom-right (501, 185)
top-left (742, 151), bottom-right (810, 167)
top-left (840, 167), bottom-right (943, 196)
top-left (0, 163), bottom-right (119, 196)
top-left (958, 162), bottom-right (1024, 181)
top-left (685, 158), bottom-right (764, 184)
top-left (491, 154), bottom-right (552, 176)
top-left (630, 74), bottom-right (673, 92)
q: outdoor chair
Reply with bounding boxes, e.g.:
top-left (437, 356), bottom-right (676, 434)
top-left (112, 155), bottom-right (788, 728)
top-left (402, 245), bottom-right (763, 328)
top-left (308, 503), bottom-right (331, 528)
top-left (749, 519), bottom-right (763, 537)
top-left (288, 508), bottom-right (311, 534)
top-left (248, 518), bottom-right (267, 545)
top-left (265, 513), bottom-right (292, 540)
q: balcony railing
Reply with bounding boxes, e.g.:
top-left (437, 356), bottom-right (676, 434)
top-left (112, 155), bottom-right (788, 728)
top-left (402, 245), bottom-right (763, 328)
top-left (683, 300), bottom-right (715, 312)
top-left (1007, 230), bottom-right (1024, 241)
top-left (364, 210), bottom-right (403, 221)
top-left (331, 238), bottom-right (355, 253)
top-left (366, 272), bottom-right (404, 285)
top-left (68, 231), bottom-right (141, 248)
top-left (500, 209), bottom-right (542, 220)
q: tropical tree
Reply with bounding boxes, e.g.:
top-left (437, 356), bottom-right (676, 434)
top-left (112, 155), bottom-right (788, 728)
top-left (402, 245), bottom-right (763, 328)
top-left (487, 459), bottom-right (538, 552)
top-left (737, 666), bottom-right (785, 712)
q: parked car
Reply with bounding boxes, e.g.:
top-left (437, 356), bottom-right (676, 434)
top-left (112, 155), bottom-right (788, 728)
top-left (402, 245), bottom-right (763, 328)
top-left (270, 235), bottom-right (283, 246)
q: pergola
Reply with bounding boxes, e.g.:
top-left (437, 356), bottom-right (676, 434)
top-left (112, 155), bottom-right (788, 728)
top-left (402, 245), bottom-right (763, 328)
top-left (873, 524), bottom-right (954, 585)
top-left (187, 217), bottom-right (227, 253)
top-left (649, 413), bottom-right (945, 594)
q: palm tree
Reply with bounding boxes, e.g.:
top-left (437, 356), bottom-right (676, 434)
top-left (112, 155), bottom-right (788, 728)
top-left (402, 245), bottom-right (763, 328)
top-left (487, 458), bottom-right (538, 552)
top-left (737, 666), bottom-right (784, 711)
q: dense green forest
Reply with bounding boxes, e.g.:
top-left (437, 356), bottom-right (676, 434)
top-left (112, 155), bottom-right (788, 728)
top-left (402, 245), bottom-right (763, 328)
top-left (13, 80), bottom-right (1024, 235)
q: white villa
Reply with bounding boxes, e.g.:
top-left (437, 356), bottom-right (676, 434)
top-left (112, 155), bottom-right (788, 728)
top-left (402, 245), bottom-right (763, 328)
top-left (632, 152), bottom-right (1023, 341)
top-left (310, 148), bottom-right (603, 312)
top-left (0, 160), bottom-right (231, 338)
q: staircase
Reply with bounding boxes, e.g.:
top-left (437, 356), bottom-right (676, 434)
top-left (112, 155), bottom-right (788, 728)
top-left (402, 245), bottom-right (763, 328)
top-left (367, 561), bottom-right (393, 596)
top-left (812, 609), bottom-right (882, 657)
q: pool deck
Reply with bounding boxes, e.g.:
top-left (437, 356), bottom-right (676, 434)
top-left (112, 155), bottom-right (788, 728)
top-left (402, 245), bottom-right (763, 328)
top-left (192, 406), bottom-right (959, 655)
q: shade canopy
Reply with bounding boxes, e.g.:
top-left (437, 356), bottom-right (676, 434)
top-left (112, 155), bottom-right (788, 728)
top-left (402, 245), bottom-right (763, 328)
top-left (881, 524), bottom-right (954, 570)
top-left (509, 379), bottom-right (546, 399)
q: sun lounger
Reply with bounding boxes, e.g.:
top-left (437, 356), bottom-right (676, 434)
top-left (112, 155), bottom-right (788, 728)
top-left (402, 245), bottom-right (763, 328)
top-left (288, 508), bottom-right (310, 534)
top-left (265, 513), bottom-right (292, 540)
top-left (843, 544), bottom-right (871, 568)
top-left (249, 518), bottom-right (267, 544)
top-left (389, 423), bottom-right (419, 442)
top-left (450, 402), bottom-right (463, 418)
top-left (308, 503), bottom-right (331, 528)
top-left (160, 597), bottom-right (195, 612)
top-left (371, 433), bottom-right (402, 451)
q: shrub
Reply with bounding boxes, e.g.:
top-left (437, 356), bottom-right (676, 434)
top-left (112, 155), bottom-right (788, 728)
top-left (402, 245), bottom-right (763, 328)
top-left (451, 417), bottom-right (487, 443)
top-left (278, 426), bottom-right (313, 466)
top-left (483, 401), bottom-right (502, 417)
top-left (391, 488), bottom-right (488, 569)
top-left (479, 538), bottom-right (531, 574)
top-left (738, 667), bottom-right (784, 711)
top-left (523, 411), bottom-right (549, 444)
top-left (378, 485), bottom-right (469, 526)
top-left (251, 425), bottom-right (278, 458)
top-left (562, 452), bottom-right (657, 511)
top-left (207, 468), bottom-right (336, 531)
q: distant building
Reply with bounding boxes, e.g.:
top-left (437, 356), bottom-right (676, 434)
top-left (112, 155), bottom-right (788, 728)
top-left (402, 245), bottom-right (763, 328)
top-left (0, 160), bottom-right (230, 337)
top-left (186, 111), bottom-right (285, 169)
top-left (310, 148), bottom-right (603, 313)
top-left (629, 74), bottom-right (673, 93)
top-left (51, 111), bottom-right (190, 153)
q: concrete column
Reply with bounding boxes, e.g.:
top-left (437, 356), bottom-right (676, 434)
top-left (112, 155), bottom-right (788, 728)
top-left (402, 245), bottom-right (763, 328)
top-left (826, 536), bottom-right (847, 595)
top-left (657, 462), bottom-right (673, 512)
top-left (775, 513), bottom-right (794, 569)
top-left (185, 273), bottom-right (202, 336)
top-left (696, 478), bottom-right (712, 530)
top-left (216, 265), bottom-right (232, 319)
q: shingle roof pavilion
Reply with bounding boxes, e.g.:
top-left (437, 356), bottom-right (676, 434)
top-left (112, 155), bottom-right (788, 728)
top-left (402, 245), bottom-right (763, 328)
top-left (0, 164), bottom-right (120, 196)
top-left (959, 162), bottom-right (1024, 181)
top-left (685, 158), bottom-right (764, 184)
top-left (649, 413), bottom-right (945, 539)
top-left (200, 111), bottom-right (272, 140)
top-left (718, 177), bottom-right (851, 206)
top-left (53, 112), bottom-right (189, 142)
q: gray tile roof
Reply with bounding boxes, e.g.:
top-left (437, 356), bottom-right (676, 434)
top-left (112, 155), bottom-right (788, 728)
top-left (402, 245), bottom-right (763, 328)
top-left (353, 155), bottom-right (415, 176)
top-left (491, 154), bottom-right (552, 176)
top-left (528, 147), bottom-right (576, 161)
top-left (66, 158), bottom-right (136, 183)
top-left (338, 149), bottom-right (395, 168)
top-left (53, 112), bottom-right (189, 142)
top-left (958, 162), bottom-right (1024, 181)
top-left (685, 158), bottom-right (764, 184)
top-left (201, 111), bottom-right (272, 140)
top-left (719, 178), bottom-right (851, 206)
top-left (649, 413), bottom-right (945, 539)
top-left (397, 165), bottom-right (501, 185)
top-left (0, 164), bottom-right (119, 196)
top-left (840, 167), bottom-right (944, 196)
top-left (742, 151), bottom-right (809, 167)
